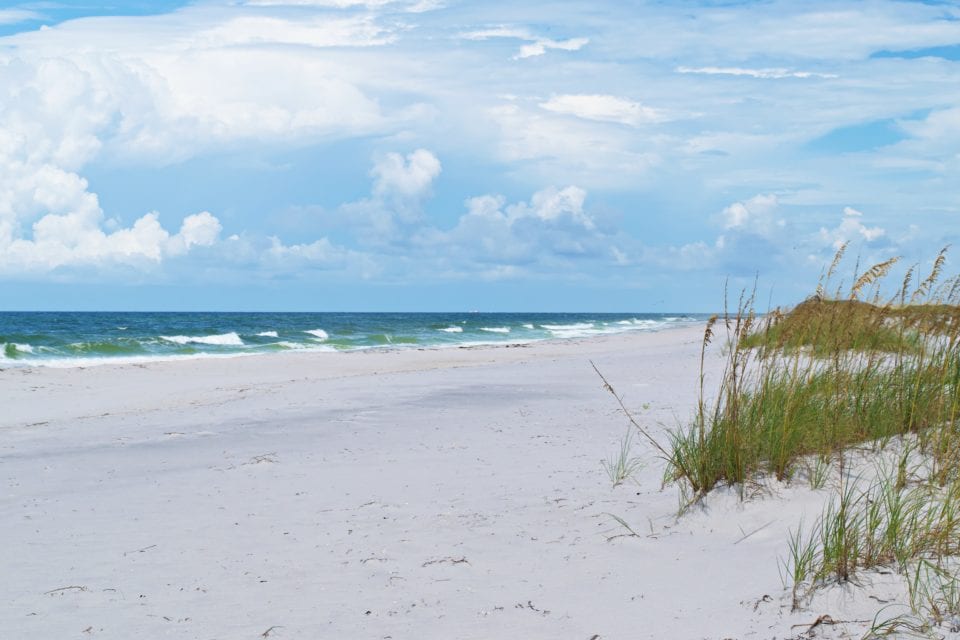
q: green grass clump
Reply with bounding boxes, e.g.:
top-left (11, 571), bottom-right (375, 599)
top-left (784, 456), bottom-right (960, 631)
top-left (739, 298), bottom-right (920, 354)
top-left (648, 244), bottom-right (960, 632)
top-left (596, 245), bottom-right (960, 631)
top-left (666, 245), bottom-right (960, 499)
top-left (602, 428), bottom-right (643, 487)
top-left (740, 297), bottom-right (960, 355)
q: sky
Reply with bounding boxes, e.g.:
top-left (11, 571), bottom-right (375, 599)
top-left (0, 0), bottom-right (958, 311)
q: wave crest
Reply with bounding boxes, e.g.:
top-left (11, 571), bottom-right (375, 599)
top-left (161, 332), bottom-right (244, 346)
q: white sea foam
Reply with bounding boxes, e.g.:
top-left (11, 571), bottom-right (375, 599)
top-left (439, 326), bottom-right (463, 333)
top-left (1, 342), bottom-right (33, 357)
top-left (522, 323), bottom-right (535, 330)
top-left (540, 322), bottom-right (602, 339)
top-left (541, 322), bottom-right (594, 330)
top-left (480, 327), bottom-right (510, 333)
top-left (160, 332), bottom-right (244, 346)
top-left (305, 329), bottom-right (329, 340)
top-left (540, 319), bottom-right (681, 340)
top-left (1, 340), bottom-right (332, 369)
top-left (257, 331), bottom-right (279, 338)
top-left (9, 351), bottom-right (263, 369)
top-left (277, 341), bottom-right (336, 352)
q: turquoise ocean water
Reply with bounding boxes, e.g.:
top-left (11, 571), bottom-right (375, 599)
top-left (0, 312), bottom-right (708, 368)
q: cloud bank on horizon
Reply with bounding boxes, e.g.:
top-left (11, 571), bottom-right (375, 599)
top-left (0, 0), bottom-right (958, 310)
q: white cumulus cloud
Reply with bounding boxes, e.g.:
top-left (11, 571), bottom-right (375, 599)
top-left (720, 194), bottom-right (783, 236)
top-left (0, 6), bottom-right (416, 168)
top-left (166, 212), bottom-right (223, 256)
top-left (334, 149), bottom-right (443, 242)
top-left (516, 185), bottom-right (593, 229)
top-left (819, 206), bottom-right (886, 249)
top-left (0, 209), bottom-right (223, 274)
top-left (409, 185), bottom-right (614, 274)
top-left (0, 4), bottom-right (422, 276)
top-left (0, 149), bottom-right (222, 274)
top-left (372, 149), bottom-right (442, 201)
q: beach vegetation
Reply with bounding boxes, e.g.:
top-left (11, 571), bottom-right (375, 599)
top-left (666, 245), bottom-right (960, 500)
top-left (602, 427), bottom-right (643, 487)
top-left (782, 455), bottom-right (960, 633)
top-left (646, 244), bottom-right (960, 633)
top-left (597, 245), bottom-right (960, 631)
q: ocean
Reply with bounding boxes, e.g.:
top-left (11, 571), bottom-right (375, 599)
top-left (0, 311), bottom-right (707, 368)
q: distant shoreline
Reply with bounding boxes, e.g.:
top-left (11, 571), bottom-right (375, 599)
top-left (0, 311), bottom-right (708, 369)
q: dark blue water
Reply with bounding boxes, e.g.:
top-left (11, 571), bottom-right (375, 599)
top-left (0, 311), bottom-right (707, 367)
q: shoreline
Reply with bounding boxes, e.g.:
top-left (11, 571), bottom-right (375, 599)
top-left (1, 324), bottom-right (708, 431)
top-left (0, 320), bottom-right (706, 371)
top-left (0, 311), bottom-right (708, 370)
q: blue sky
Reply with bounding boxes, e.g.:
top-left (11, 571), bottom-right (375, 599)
top-left (0, 0), bottom-right (959, 311)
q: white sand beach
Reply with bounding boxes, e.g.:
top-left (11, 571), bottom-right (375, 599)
top-left (1, 327), bottom-right (909, 638)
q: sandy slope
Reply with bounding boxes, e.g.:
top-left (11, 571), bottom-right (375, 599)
top-left (0, 327), bottom-right (910, 638)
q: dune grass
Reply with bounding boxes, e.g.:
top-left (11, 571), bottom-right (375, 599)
top-left (783, 451), bottom-right (960, 632)
top-left (602, 428), bottom-right (643, 488)
top-left (665, 246), bottom-right (960, 500)
top-left (737, 297), bottom-right (919, 354)
top-left (595, 246), bottom-right (960, 632)
top-left (643, 244), bottom-right (960, 633)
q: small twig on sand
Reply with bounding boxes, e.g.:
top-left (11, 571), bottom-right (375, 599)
top-left (733, 520), bottom-right (774, 545)
top-left (244, 453), bottom-right (278, 465)
top-left (603, 513), bottom-right (640, 541)
top-left (422, 557), bottom-right (470, 567)
top-left (44, 585), bottom-right (88, 595)
top-left (516, 600), bottom-right (550, 616)
top-left (591, 362), bottom-right (673, 461)
top-left (261, 625), bottom-right (283, 638)
top-left (123, 544), bottom-right (157, 556)
top-left (790, 614), bottom-right (870, 633)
